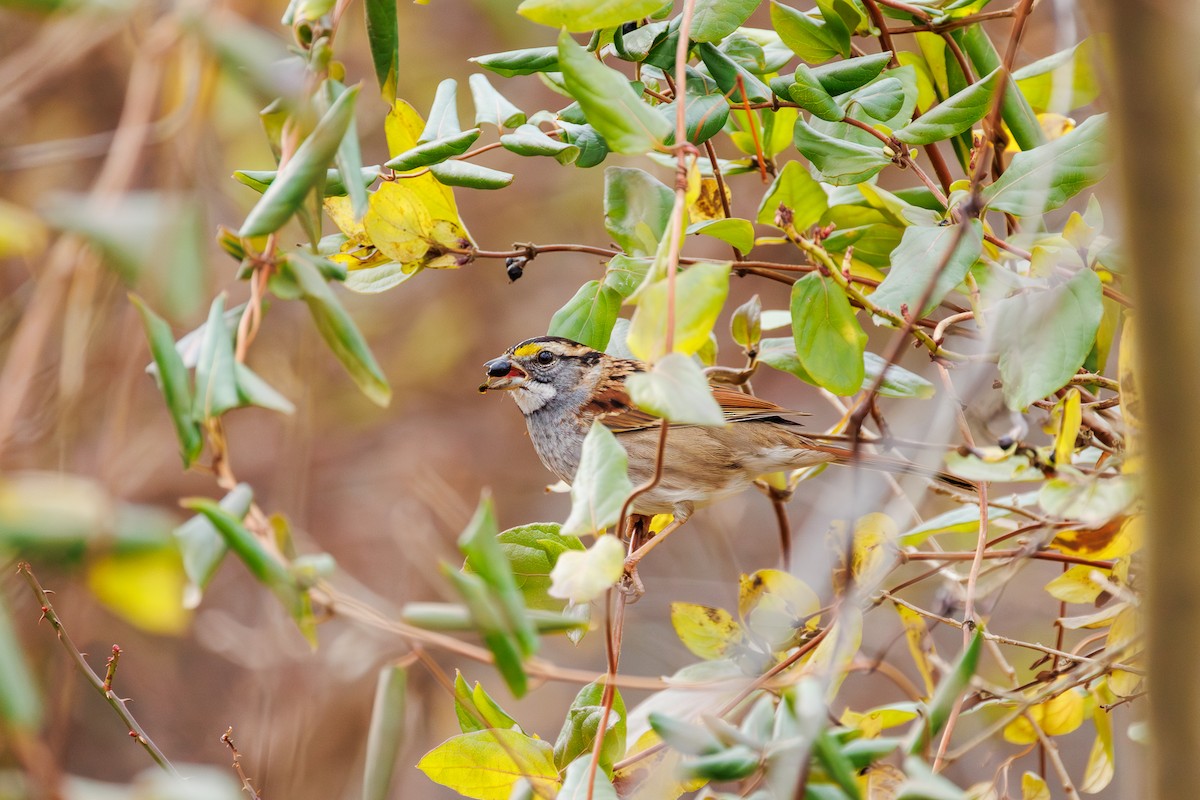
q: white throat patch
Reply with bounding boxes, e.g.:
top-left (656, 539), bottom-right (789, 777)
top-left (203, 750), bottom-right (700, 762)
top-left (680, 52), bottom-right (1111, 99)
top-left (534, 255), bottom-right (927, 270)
top-left (512, 380), bottom-right (556, 414)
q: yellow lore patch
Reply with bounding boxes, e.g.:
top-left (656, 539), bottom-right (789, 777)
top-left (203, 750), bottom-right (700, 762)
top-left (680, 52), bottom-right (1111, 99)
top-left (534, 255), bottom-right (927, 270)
top-left (513, 342), bottom-right (543, 357)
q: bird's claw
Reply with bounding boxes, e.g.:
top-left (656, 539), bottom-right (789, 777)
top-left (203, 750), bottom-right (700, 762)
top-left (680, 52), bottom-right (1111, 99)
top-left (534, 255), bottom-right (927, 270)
top-left (619, 561), bottom-right (645, 602)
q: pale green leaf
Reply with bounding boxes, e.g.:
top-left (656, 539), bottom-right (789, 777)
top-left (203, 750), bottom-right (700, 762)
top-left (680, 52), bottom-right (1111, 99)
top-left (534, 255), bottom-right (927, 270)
top-left (870, 220), bottom-right (983, 317)
top-left (626, 353), bottom-right (725, 426)
top-left (562, 423), bottom-right (633, 537)
top-left (791, 273), bottom-right (866, 396)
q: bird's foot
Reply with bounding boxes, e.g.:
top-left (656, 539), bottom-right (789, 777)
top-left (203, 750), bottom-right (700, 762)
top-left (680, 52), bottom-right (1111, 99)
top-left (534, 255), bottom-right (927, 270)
top-left (619, 560), bottom-right (645, 602)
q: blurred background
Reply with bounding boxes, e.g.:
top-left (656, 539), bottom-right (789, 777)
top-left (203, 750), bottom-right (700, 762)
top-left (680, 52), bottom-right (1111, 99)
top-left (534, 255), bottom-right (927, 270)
top-left (0, 0), bottom-right (1138, 797)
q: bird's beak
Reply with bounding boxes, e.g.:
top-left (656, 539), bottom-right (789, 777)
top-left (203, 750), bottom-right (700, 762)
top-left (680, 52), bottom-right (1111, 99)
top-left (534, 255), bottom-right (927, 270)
top-left (479, 356), bottom-right (528, 392)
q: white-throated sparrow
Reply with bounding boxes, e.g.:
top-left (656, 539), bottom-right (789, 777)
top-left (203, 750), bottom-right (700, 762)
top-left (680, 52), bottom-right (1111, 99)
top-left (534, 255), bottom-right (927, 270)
top-left (480, 336), bottom-right (969, 524)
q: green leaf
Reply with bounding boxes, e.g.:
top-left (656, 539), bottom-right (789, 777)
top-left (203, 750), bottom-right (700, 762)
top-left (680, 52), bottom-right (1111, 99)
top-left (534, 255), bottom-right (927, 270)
top-left (363, 665), bottom-right (407, 800)
top-left (686, 218), bottom-right (755, 254)
top-left (343, 262), bottom-right (419, 294)
top-left (692, 0), bottom-right (760, 42)
top-left (558, 756), bottom-right (619, 800)
top-left (173, 483), bottom-right (253, 607)
top-left (771, 0), bottom-right (841, 63)
top-left (130, 295), bottom-right (202, 466)
top-left (239, 85), bottom-right (359, 237)
top-left (494, 523), bottom-right (586, 611)
top-left (869, 220), bottom-right (983, 317)
top-left (626, 353), bottom-right (725, 426)
top-left (191, 295), bottom-right (240, 422)
top-left (813, 730), bottom-right (863, 800)
top-left (897, 755), bottom-right (968, 800)
top-left (364, 0), bottom-right (398, 102)
top-left (554, 681), bottom-right (626, 773)
top-left (402, 603), bottom-right (587, 635)
top-left (682, 745), bottom-right (762, 781)
top-left (731, 294), bottom-right (762, 350)
top-left (442, 567), bottom-right (528, 697)
top-left (500, 124), bottom-right (579, 163)
top-left (697, 42), bottom-right (772, 103)
top-left (995, 270), bottom-right (1103, 410)
top-left (283, 253), bottom-right (392, 406)
top-left (419, 79), bottom-right (463, 142)
top-left (863, 352), bottom-right (934, 399)
top-left (850, 77), bottom-right (905, 122)
top-left (810, 51), bottom-right (892, 95)
top-left (562, 422), bottom-right (634, 537)
top-left (759, 338), bottom-right (933, 398)
top-left (1014, 39), bottom-right (1099, 114)
top-left (518, 0), bottom-right (665, 32)
top-left (428, 160), bottom-right (515, 190)
top-left (756, 159), bottom-right (829, 229)
top-left (604, 166), bottom-right (674, 257)
top-left (627, 262), bottom-right (732, 362)
top-left (182, 497), bottom-right (308, 627)
top-left (982, 114), bottom-right (1109, 217)
top-left (558, 31), bottom-right (672, 154)
top-left (649, 711), bottom-right (724, 755)
top-left (906, 629), bottom-right (982, 754)
top-left (942, 450), bottom-right (1045, 483)
top-left (234, 362), bottom-right (296, 414)
top-left (459, 493), bottom-right (539, 658)
top-left (603, 254), bottom-right (652, 298)
top-left (417, 729), bottom-right (560, 800)
top-left (0, 593), bottom-right (43, 731)
top-left (893, 68), bottom-right (1001, 146)
top-left (788, 64), bottom-right (844, 122)
top-left (791, 274), bottom-right (866, 396)
top-left (469, 74), bottom-right (527, 129)
top-left (325, 82), bottom-right (369, 222)
top-left (470, 47), bottom-right (560, 78)
top-left (659, 94), bottom-right (730, 146)
top-left (453, 672), bottom-right (521, 733)
top-left (557, 121), bottom-right (611, 168)
top-left (955, 25), bottom-right (1044, 152)
top-left (384, 128), bottom-right (482, 171)
top-left (793, 118), bottom-right (891, 185)
top-left (548, 281), bottom-right (622, 352)
top-left (234, 166), bottom-right (379, 197)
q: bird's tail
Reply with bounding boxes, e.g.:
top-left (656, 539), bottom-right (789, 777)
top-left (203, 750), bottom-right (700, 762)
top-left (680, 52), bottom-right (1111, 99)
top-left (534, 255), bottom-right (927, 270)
top-left (802, 442), bottom-right (978, 493)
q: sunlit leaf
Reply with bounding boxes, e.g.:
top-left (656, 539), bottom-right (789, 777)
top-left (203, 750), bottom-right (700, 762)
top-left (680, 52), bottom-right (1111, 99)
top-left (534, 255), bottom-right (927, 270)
top-left (626, 354), bottom-right (725, 426)
top-left (86, 549), bottom-right (188, 634)
top-left (417, 729), bottom-right (560, 800)
top-left (518, 0), bottom-right (665, 32)
top-left (671, 602), bottom-right (743, 660)
top-left (894, 603), bottom-right (937, 697)
top-left (1014, 39), bottom-right (1099, 114)
top-left (548, 534), bottom-right (626, 604)
top-left (562, 423), bottom-right (633, 537)
top-left (686, 219), bottom-right (754, 254)
top-left (627, 262), bottom-right (731, 363)
top-left (739, 568), bottom-right (820, 650)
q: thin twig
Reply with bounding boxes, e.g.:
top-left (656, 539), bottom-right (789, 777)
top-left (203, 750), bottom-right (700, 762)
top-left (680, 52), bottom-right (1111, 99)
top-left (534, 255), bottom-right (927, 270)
top-left (17, 563), bottom-right (179, 776)
top-left (221, 728), bottom-right (264, 800)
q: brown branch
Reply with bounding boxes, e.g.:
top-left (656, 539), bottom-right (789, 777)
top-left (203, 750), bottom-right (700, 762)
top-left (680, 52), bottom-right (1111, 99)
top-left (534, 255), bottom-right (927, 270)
top-left (17, 563), bottom-right (179, 776)
top-left (221, 728), bottom-right (264, 800)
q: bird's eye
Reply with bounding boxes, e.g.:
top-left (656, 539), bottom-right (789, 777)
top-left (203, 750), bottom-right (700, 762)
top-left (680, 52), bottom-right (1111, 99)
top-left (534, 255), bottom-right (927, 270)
top-left (536, 350), bottom-right (555, 365)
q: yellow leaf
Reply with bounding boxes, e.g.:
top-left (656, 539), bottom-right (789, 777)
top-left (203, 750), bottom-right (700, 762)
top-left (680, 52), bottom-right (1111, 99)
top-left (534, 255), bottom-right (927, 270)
top-left (1039, 687), bottom-right (1085, 736)
top-left (417, 729), bottom-right (560, 800)
top-left (1044, 564), bottom-right (1110, 604)
top-left (323, 196), bottom-right (370, 244)
top-left (1106, 604), bottom-right (1139, 653)
top-left (738, 569), bottom-right (820, 650)
top-left (865, 762), bottom-right (904, 800)
top-left (1003, 688), bottom-right (1086, 744)
top-left (841, 704), bottom-right (919, 738)
top-left (894, 602), bottom-right (937, 697)
top-left (1082, 681), bottom-right (1115, 793)
top-left (670, 602), bottom-right (743, 660)
top-left (86, 550), bottom-right (190, 635)
top-left (0, 199), bottom-right (48, 259)
top-left (688, 177), bottom-right (730, 222)
top-left (1050, 515), bottom-right (1139, 560)
top-left (627, 262), bottom-right (731, 362)
top-left (1109, 667), bottom-right (1141, 697)
top-left (1052, 389), bottom-right (1082, 466)
top-left (851, 513), bottom-right (897, 589)
top-left (364, 182), bottom-right (435, 267)
top-left (1021, 771), bottom-right (1051, 800)
top-left (1118, 315), bottom-right (1142, 427)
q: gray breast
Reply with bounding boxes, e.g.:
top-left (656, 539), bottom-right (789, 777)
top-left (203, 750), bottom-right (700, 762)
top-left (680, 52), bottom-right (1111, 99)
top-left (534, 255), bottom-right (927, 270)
top-left (525, 405), bottom-right (588, 483)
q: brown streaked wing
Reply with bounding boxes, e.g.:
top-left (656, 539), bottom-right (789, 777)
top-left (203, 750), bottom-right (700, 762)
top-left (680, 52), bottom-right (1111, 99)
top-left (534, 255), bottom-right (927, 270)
top-left (587, 377), bottom-right (809, 432)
